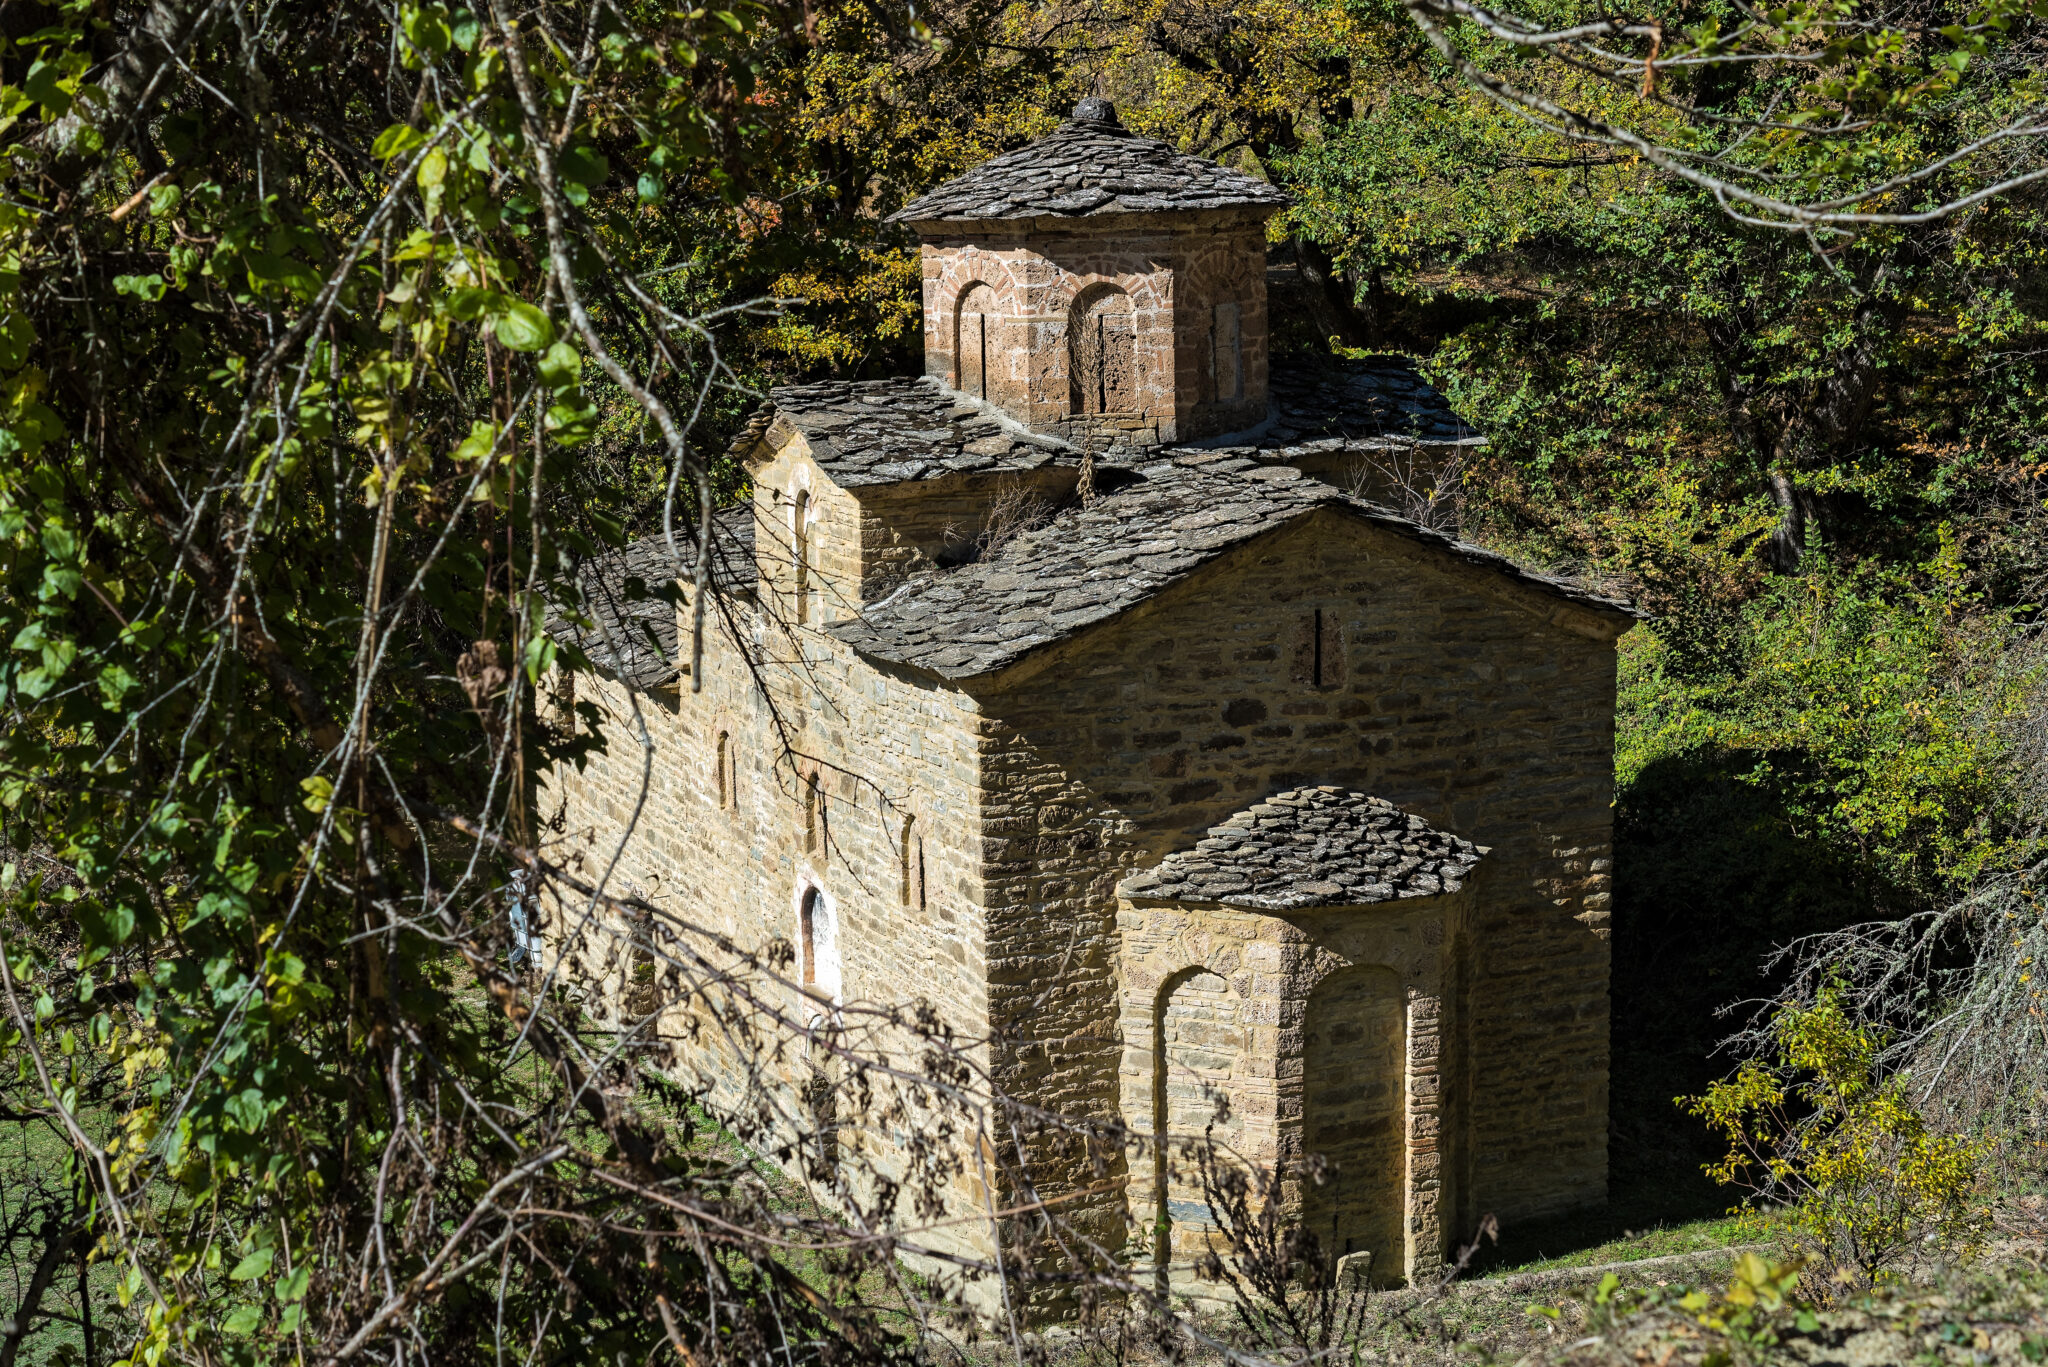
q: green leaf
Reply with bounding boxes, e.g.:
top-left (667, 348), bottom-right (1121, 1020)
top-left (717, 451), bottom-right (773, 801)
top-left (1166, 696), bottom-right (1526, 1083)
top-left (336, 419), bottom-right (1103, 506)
top-left (228, 1245), bottom-right (275, 1282)
top-left (276, 1264), bottom-right (311, 1303)
top-left (23, 59), bottom-right (71, 116)
top-left (417, 146), bottom-right (449, 190)
top-left (492, 301), bottom-right (554, 352)
top-left (113, 274), bottom-right (167, 301)
top-left (537, 340), bottom-right (582, 388)
top-left (453, 419), bottom-right (499, 463)
top-left (222, 1304), bottom-right (264, 1334)
top-left (371, 124), bottom-right (429, 161)
top-left (403, 4), bottom-right (452, 57)
top-left (524, 632), bottom-right (557, 684)
top-left (556, 145), bottom-right (608, 188)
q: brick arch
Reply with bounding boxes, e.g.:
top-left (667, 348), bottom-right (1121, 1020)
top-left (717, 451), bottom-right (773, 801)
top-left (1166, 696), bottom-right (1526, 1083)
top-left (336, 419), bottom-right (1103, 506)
top-left (1068, 282), bottom-right (1138, 416)
top-left (953, 280), bottom-right (998, 399)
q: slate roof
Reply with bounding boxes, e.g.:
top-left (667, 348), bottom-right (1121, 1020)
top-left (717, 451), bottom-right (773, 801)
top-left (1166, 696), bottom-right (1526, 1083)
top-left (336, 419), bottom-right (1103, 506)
top-left (766, 358), bottom-right (1474, 495)
top-left (889, 100), bottom-right (1289, 225)
top-left (768, 377), bottom-right (1077, 488)
top-left (824, 462), bottom-right (1636, 680)
top-left (1257, 358), bottom-right (1482, 450)
top-left (1117, 788), bottom-right (1486, 910)
top-left (547, 506), bottom-right (756, 688)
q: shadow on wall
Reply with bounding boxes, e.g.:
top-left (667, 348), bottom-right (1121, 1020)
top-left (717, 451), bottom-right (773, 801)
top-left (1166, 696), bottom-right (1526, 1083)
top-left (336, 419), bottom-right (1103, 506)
top-left (1468, 749), bottom-right (1876, 1271)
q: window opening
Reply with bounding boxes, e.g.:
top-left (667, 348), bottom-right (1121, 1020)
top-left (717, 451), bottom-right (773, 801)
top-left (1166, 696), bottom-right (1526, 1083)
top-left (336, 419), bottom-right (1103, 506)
top-left (900, 815), bottom-right (926, 909)
top-left (715, 731), bottom-right (730, 809)
top-left (791, 489), bottom-right (811, 623)
top-left (800, 887), bottom-right (820, 988)
top-left (802, 769), bottom-right (825, 854)
top-left (957, 284), bottom-right (994, 400)
top-left (1291, 609), bottom-right (1346, 689)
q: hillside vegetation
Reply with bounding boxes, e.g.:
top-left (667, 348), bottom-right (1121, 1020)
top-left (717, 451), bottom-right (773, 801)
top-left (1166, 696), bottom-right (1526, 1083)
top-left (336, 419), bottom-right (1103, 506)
top-left (1, 0), bottom-right (2046, 1362)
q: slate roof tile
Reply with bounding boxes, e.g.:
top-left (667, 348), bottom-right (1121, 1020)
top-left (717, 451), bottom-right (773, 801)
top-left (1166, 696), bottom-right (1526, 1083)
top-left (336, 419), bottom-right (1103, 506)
top-left (824, 465), bottom-right (1637, 680)
top-left (545, 505), bottom-right (756, 688)
top-left (769, 378), bottom-right (1077, 489)
top-left (1118, 787), bottom-right (1486, 910)
top-left (889, 102), bottom-right (1289, 225)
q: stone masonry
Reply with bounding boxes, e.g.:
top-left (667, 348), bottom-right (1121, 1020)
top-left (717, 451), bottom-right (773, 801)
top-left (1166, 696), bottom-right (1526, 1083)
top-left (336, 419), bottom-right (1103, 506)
top-left (539, 101), bottom-right (1638, 1307)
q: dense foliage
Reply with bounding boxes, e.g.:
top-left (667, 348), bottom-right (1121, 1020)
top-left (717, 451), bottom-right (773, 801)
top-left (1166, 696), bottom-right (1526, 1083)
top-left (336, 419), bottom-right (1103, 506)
top-left (3, 0), bottom-right (2047, 1358)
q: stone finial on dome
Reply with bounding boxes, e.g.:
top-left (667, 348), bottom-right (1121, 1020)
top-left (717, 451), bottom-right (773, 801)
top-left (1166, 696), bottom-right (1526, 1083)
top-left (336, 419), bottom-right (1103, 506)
top-left (1071, 97), bottom-right (1122, 127)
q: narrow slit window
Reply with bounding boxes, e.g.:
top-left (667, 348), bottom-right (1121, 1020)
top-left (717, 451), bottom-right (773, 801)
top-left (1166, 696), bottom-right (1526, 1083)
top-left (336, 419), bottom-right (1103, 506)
top-left (791, 488), bottom-right (811, 623)
top-left (900, 815), bottom-right (924, 908)
top-left (800, 887), bottom-right (820, 988)
top-left (1291, 609), bottom-right (1346, 689)
top-left (803, 770), bottom-right (824, 853)
top-left (715, 731), bottom-right (731, 809)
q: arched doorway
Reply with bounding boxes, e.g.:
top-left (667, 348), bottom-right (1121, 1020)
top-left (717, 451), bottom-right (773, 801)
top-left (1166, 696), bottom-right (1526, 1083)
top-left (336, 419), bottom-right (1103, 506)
top-left (1300, 965), bottom-right (1406, 1285)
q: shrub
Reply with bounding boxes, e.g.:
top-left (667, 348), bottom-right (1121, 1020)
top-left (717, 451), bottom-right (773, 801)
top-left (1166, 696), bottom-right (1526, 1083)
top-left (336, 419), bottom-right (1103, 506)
top-left (1685, 986), bottom-right (1986, 1284)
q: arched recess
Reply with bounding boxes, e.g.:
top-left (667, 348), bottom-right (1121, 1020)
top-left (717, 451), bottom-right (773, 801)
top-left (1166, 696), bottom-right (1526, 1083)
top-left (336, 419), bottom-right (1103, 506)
top-left (1069, 286), bottom-right (1138, 416)
top-left (1151, 965), bottom-right (1249, 1279)
top-left (1300, 964), bottom-right (1406, 1285)
top-left (954, 282), bottom-right (997, 400)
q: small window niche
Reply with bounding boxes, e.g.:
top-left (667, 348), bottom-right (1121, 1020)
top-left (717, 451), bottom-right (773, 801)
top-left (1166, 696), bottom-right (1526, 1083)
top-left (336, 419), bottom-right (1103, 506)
top-left (900, 813), bottom-right (926, 911)
top-left (1291, 608), bottom-right (1346, 690)
top-left (801, 768), bottom-right (826, 854)
top-left (1070, 287), bottom-right (1138, 416)
top-left (713, 729), bottom-right (738, 811)
top-left (791, 487), bottom-right (812, 625)
top-left (956, 282), bottom-right (996, 401)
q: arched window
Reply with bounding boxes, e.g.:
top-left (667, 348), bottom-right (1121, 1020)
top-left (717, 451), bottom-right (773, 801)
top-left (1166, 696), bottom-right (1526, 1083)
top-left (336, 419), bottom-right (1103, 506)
top-left (900, 814), bottom-right (925, 909)
top-left (1069, 287), bottom-right (1137, 416)
top-left (791, 488), bottom-right (811, 623)
top-left (714, 730), bottom-right (733, 809)
top-left (795, 883), bottom-right (839, 1010)
top-left (800, 886), bottom-right (821, 989)
top-left (955, 282), bottom-right (996, 400)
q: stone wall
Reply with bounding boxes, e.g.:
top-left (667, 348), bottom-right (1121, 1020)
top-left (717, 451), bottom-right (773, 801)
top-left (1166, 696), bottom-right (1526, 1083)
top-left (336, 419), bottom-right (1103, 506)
top-left (967, 506), bottom-right (1622, 1262)
top-left (1116, 886), bottom-right (1464, 1291)
top-left (752, 431), bottom-right (1082, 611)
top-left (919, 210), bottom-right (1271, 448)
top-left (536, 575), bottom-right (1002, 1271)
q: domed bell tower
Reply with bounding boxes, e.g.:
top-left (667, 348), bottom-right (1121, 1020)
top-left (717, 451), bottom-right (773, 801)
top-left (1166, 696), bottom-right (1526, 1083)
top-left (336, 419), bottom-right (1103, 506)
top-left (889, 100), bottom-right (1290, 451)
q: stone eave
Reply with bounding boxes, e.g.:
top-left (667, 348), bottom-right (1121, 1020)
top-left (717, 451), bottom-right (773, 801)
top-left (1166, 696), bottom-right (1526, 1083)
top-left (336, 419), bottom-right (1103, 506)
top-left (897, 202), bottom-right (1283, 237)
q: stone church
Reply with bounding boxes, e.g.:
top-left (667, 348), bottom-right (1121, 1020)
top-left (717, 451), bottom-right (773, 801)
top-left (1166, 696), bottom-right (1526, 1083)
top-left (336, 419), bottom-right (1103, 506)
top-left (541, 99), bottom-right (1636, 1292)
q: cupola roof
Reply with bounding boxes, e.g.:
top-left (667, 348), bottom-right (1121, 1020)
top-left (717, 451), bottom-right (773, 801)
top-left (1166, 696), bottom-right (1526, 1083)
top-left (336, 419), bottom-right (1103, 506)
top-left (888, 100), bottom-right (1290, 225)
top-left (1117, 788), bottom-right (1488, 911)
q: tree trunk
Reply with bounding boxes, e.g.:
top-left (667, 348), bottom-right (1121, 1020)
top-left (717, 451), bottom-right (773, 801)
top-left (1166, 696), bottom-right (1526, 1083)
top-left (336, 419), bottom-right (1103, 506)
top-left (0, 1213), bottom-right (87, 1367)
